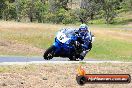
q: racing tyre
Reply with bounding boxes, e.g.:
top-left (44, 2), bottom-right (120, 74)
top-left (69, 54), bottom-right (77, 61)
top-left (44, 45), bottom-right (55, 60)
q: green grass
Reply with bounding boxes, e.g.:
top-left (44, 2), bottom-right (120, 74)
top-left (0, 66), bottom-right (10, 72)
top-left (88, 38), bottom-right (132, 61)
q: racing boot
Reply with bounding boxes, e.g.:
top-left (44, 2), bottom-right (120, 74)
top-left (79, 50), bottom-right (89, 60)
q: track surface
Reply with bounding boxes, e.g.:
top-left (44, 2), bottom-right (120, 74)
top-left (0, 56), bottom-right (131, 65)
top-left (0, 56), bottom-right (102, 62)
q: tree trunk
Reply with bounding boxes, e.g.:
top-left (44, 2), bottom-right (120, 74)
top-left (49, 0), bottom-right (58, 13)
top-left (15, 0), bottom-right (20, 22)
top-left (29, 0), bottom-right (34, 22)
top-left (80, 0), bottom-right (86, 9)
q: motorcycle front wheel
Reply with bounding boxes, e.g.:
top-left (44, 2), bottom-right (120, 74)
top-left (43, 45), bottom-right (55, 60)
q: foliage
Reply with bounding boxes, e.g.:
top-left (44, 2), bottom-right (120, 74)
top-left (100, 0), bottom-right (121, 24)
top-left (80, 0), bottom-right (102, 21)
top-left (0, 0), bottom-right (131, 24)
top-left (34, 0), bottom-right (48, 23)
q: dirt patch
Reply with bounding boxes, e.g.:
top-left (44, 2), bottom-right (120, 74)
top-left (0, 39), bottom-right (43, 55)
top-left (0, 63), bottom-right (132, 88)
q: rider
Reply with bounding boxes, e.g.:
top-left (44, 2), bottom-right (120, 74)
top-left (59, 24), bottom-right (92, 60)
top-left (76, 24), bottom-right (92, 60)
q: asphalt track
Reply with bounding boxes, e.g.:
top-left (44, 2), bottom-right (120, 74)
top-left (0, 56), bottom-right (131, 65)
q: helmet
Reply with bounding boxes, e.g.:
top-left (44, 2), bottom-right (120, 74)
top-left (79, 24), bottom-right (88, 36)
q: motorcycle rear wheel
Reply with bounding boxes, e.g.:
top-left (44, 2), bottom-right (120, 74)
top-left (69, 53), bottom-right (78, 61)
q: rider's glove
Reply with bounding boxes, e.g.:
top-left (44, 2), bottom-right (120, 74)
top-left (81, 44), bottom-right (88, 50)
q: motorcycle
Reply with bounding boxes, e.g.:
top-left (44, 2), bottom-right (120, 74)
top-left (43, 28), bottom-right (94, 61)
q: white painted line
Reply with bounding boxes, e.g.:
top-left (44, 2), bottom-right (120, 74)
top-left (0, 61), bottom-right (132, 65)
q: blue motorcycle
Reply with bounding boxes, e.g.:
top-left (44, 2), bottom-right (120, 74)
top-left (43, 28), bottom-right (93, 61)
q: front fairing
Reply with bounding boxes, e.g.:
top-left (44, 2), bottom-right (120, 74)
top-left (56, 31), bottom-right (70, 43)
top-left (52, 29), bottom-right (78, 55)
top-left (55, 29), bottom-right (77, 44)
top-left (53, 38), bottom-right (74, 49)
top-left (53, 38), bottom-right (74, 56)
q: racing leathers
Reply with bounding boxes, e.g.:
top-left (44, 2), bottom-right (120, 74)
top-left (75, 30), bottom-right (92, 60)
top-left (60, 28), bottom-right (92, 60)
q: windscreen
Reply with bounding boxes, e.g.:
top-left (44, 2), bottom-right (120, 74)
top-left (60, 28), bottom-right (77, 38)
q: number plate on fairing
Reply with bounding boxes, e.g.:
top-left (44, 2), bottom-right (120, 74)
top-left (56, 32), bottom-right (70, 43)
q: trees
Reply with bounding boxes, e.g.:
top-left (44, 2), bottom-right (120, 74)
top-left (48, 0), bottom-right (69, 13)
top-left (100, 0), bottom-right (121, 24)
top-left (34, 1), bottom-right (48, 23)
top-left (121, 0), bottom-right (132, 11)
top-left (0, 0), bottom-right (16, 21)
top-left (0, 0), bottom-right (131, 24)
top-left (0, 0), bottom-right (4, 19)
top-left (80, 0), bottom-right (101, 22)
top-left (48, 0), bottom-right (70, 23)
top-left (79, 0), bottom-right (123, 24)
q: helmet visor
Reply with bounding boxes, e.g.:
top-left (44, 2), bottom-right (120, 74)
top-left (79, 28), bottom-right (88, 35)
